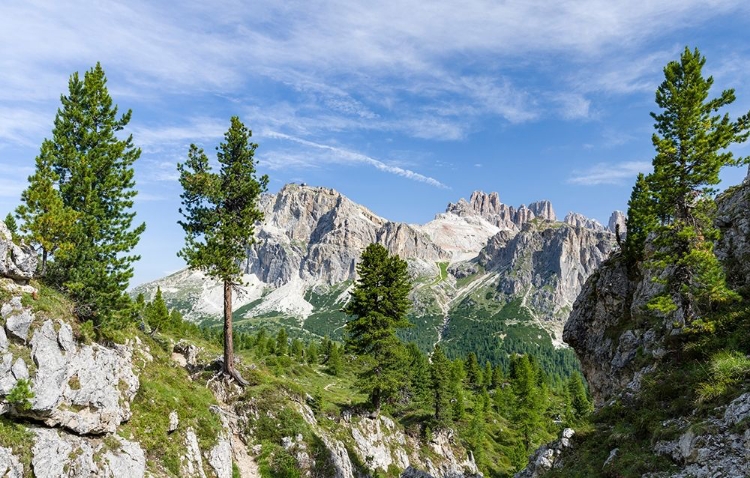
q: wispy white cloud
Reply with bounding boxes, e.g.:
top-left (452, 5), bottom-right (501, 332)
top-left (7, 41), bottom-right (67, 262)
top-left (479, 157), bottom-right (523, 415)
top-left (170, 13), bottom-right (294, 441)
top-left (264, 132), bottom-right (449, 189)
top-left (568, 161), bottom-right (651, 186)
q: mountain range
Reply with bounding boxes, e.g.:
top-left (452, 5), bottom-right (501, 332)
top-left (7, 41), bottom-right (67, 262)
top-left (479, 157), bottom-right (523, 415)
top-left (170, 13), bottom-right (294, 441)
top-left (134, 183), bottom-right (624, 370)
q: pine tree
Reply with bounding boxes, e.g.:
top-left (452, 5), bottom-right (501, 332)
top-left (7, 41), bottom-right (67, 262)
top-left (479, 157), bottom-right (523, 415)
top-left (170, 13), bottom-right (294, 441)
top-left (344, 243), bottom-right (412, 413)
top-left (483, 361), bottom-right (493, 389)
top-left (567, 372), bottom-right (592, 420)
top-left (3, 213), bottom-right (17, 235)
top-left (276, 328), bottom-right (289, 356)
top-left (306, 342), bottom-right (319, 365)
top-left (16, 146), bottom-right (80, 276)
top-left (639, 47), bottom-right (748, 326)
top-left (510, 355), bottom-right (544, 452)
top-left (291, 338), bottom-right (304, 362)
top-left (145, 287), bottom-right (170, 333)
top-left (430, 345), bottom-right (452, 427)
top-left (327, 343), bottom-right (343, 376)
top-left (406, 342), bottom-right (430, 405)
top-left (624, 173), bottom-right (658, 266)
top-left (17, 64), bottom-right (145, 323)
top-left (177, 116), bottom-right (269, 384)
top-left (465, 352), bottom-right (482, 390)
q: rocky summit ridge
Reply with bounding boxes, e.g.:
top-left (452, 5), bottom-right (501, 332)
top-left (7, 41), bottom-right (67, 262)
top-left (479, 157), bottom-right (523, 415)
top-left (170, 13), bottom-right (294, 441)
top-left (135, 184), bottom-right (623, 355)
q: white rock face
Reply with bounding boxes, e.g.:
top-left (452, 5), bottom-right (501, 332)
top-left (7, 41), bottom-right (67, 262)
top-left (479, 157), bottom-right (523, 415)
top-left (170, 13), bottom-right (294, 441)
top-left (208, 433), bottom-right (233, 478)
top-left (0, 221), bottom-right (37, 282)
top-left (0, 445), bottom-right (23, 477)
top-left (29, 320), bottom-right (139, 434)
top-left (181, 427), bottom-right (208, 478)
top-left (515, 428), bottom-right (575, 478)
top-left (32, 428), bottom-right (145, 478)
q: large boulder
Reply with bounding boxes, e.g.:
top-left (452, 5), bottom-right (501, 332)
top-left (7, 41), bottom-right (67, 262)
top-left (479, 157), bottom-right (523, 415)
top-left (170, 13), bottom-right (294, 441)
top-left (27, 319), bottom-right (139, 434)
top-left (32, 427), bottom-right (146, 478)
top-left (0, 221), bottom-right (37, 282)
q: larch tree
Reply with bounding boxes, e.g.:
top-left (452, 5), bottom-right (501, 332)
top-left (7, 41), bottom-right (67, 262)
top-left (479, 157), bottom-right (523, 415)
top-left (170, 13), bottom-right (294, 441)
top-left (177, 116), bottom-right (268, 384)
top-left (344, 243), bottom-right (413, 414)
top-left (16, 63), bottom-right (143, 323)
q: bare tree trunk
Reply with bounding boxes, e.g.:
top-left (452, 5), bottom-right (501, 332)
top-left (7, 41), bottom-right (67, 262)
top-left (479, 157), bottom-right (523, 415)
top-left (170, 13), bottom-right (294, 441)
top-left (223, 279), bottom-right (247, 386)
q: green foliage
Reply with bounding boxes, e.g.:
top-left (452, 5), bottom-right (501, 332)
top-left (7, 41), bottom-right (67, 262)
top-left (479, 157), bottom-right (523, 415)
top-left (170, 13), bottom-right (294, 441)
top-left (624, 173), bottom-right (658, 266)
top-left (429, 345), bottom-right (452, 428)
top-left (510, 355), bottom-right (546, 452)
top-left (625, 47), bottom-right (748, 328)
top-left (17, 63), bottom-right (143, 325)
top-left (177, 116), bottom-right (268, 378)
top-left (326, 343), bottom-right (343, 376)
top-left (145, 287), bottom-right (170, 332)
top-left (567, 372), bottom-right (592, 420)
top-left (0, 417), bottom-right (33, 471)
top-left (344, 243), bottom-right (413, 412)
top-left (276, 328), bottom-right (289, 356)
top-left (465, 352), bottom-right (482, 390)
top-left (696, 350), bottom-right (750, 403)
top-left (3, 213), bottom-right (18, 237)
top-left (7, 378), bottom-right (34, 410)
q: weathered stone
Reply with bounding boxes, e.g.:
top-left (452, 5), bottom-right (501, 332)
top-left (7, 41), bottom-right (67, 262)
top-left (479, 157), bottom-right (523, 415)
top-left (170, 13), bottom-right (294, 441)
top-left (181, 427), bottom-right (208, 478)
top-left (208, 433), bottom-right (233, 478)
top-left (0, 327), bottom-right (8, 352)
top-left (31, 427), bottom-right (145, 478)
top-left (28, 320), bottom-right (139, 434)
top-left (0, 445), bottom-right (23, 478)
top-left (11, 357), bottom-right (28, 380)
top-left (5, 309), bottom-right (34, 342)
top-left (0, 353), bottom-right (16, 394)
top-left (169, 409), bottom-right (179, 432)
top-left (515, 428), bottom-right (574, 478)
top-left (0, 221), bottom-right (37, 282)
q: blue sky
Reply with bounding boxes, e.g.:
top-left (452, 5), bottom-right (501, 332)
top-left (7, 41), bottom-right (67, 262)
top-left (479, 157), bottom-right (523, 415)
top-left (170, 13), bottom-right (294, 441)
top-left (1, 0), bottom-right (749, 287)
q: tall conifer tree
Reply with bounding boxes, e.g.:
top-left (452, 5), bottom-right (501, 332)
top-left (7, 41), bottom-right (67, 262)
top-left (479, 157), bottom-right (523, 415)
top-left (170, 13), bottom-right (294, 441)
top-left (17, 63), bottom-right (143, 322)
top-left (344, 243), bottom-right (412, 413)
top-left (177, 116), bottom-right (268, 384)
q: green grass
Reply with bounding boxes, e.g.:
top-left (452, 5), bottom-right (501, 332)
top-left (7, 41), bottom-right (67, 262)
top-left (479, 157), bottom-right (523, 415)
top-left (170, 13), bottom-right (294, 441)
top-left (433, 262), bottom-right (449, 284)
top-left (0, 416), bottom-right (33, 475)
top-left (119, 333), bottom-right (223, 476)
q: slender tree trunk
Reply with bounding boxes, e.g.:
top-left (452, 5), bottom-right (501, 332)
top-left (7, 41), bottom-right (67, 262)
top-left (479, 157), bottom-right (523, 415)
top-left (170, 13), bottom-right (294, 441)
top-left (223, 280), bottom-right (248, 386)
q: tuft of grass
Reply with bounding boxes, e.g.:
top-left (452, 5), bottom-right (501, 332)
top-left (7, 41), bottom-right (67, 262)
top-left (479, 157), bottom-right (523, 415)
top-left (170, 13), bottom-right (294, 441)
top-left (0, 417), bottom-right (33, 473)
top-left (696, 350), bottom-right (750, 403)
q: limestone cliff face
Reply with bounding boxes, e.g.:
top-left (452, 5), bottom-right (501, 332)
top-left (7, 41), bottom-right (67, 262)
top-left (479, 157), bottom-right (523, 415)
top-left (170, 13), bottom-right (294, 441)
top-left (243, 184), bottom-right (451, 286)
top-left (555, 178), bottom-right (750, 477)
top-left (478, 222), bottom-right (615, 341)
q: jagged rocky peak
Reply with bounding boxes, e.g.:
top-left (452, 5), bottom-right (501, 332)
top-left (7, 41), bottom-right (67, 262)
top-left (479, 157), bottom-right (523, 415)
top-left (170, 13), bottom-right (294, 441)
top-left (446, 190), bottom-right (556, 230)
top-left (607, 210), bottom-right (627, 235)
top-left (265, 183), bottom-right (386, 242)
top-left (563, 211), bottom-right (605, 231)
top-left (528, 200), bottom-right (557, 222)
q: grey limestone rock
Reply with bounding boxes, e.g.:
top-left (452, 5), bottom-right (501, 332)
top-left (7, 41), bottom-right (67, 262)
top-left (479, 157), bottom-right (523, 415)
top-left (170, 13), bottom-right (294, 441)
top-left (29, 320), bottom-right (139, 434)
top-left (169, 409), bottom-right (179, 432)
top-left (31, 427), bottom-right (145, 478)
top-left (607, 210), bottom-right (627, 236)
top-left (563, 212), bottom-right (605, 232)
top-left (208, 432), bottom-right (233, 478)
top-left (0, 445), bottom-right (23, 478)
top-left (0, 221), bottom-right (37, 282)
top-left (0, 327), bottom-right (7, 352)
top-left (5, 308), bottom-right (34, 342)
top-left (181, 427), bottom-right (208, 478)
top-left (515, 428), bottom-right (575, 478)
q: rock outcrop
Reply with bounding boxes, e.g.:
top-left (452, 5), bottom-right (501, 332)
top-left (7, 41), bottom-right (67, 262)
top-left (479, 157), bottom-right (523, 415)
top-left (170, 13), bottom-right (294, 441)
top-left (479, 222), bottom-right (615, 341)
top-left (0, 221), bottom-right (37, 282)
top-left (32, 428), bottom-right (146, 478)
top-left (555, 178), bottom-right (750, 476)
top-left (515, 428), bottom-right (575, 478)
